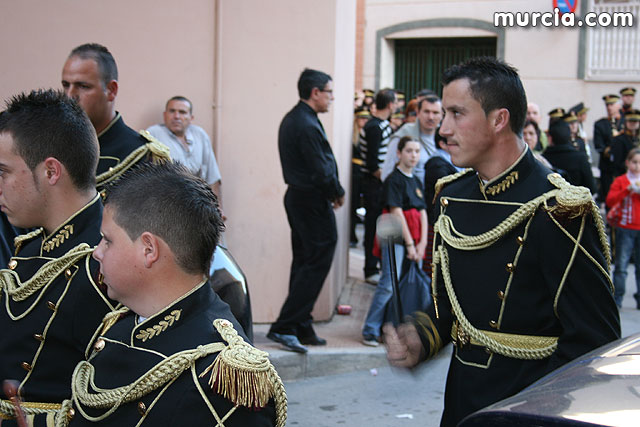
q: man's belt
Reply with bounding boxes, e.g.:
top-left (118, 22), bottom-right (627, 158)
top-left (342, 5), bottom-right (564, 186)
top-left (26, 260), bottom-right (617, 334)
top-left (451, 321), bottom-right (558, 354)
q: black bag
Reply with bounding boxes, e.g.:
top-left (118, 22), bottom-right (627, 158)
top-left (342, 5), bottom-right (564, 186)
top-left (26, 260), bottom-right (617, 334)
top-left (384, 260), bottom-right (432, 326)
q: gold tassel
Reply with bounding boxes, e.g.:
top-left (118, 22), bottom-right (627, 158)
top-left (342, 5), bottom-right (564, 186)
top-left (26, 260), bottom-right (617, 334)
top-left (200, 319), bottom-right (275, 409)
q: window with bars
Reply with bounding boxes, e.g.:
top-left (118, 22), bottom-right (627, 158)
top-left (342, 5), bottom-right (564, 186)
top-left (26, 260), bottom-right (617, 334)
top-left (585, 0), bottom-right (640, 81)
top-left (394, 37), bottom-right (496, 98)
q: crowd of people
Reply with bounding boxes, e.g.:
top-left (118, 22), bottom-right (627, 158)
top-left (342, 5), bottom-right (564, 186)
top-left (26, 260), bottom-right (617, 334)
top-left (0, 43), bottom-right (285, 426)
top-left (351, 82), bottom-right (639, 316)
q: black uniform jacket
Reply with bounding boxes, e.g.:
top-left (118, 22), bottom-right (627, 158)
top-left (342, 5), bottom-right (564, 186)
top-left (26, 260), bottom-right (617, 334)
top-left (96, 113), bottom-right (171, 191)
top-left (594, 117), bottom-right (624, 171)
top-left (0, 195), bottom-right (116, 406)
top-left (68, 281), bottom-right (277, 426)
top-left (413, 148), bottom-right (620, 427)
top-left (542, 144), bottom-right (597, 193)
top-left (278, 101), bottom-right (344, 201)
top-left (610, 131), bottom-right (639, 177)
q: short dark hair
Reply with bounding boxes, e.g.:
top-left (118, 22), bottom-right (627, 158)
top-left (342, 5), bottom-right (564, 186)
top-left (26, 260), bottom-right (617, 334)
top-left (69, 43), bottom-right (118, 88)
top-left (297, 68), bottom-right (332, 100)
top-left (0, 89), bottom-right (98, 191)
top-left (375, 89), bottom-right (396, 110)
top-left (548, 120), bottom-right (571, 146)
top-left (442, 56), bottom-right (527, 136)
top-left (417, 95), bottom-right (441, 112)
top-left (523, 119), bottom-right (541, 139)
top-left (104, 162), bottom-right (224, 276)
top-left (166, 96), bottom-right (193, 114)
top-left (397, 135), bottom-right (417, 152)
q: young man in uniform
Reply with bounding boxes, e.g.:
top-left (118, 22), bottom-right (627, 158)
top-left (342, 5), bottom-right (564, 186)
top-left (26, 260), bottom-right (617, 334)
top-left (383, 57), bottom-right (620, 426)
top-left (60, 162), bottom-right (286, 426)
top-left (0, 89), bottom-right (117, 421)
top-left (61, 43), bottom-right (169, 191)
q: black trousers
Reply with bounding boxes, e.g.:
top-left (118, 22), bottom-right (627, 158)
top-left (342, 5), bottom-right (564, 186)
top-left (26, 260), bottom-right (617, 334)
top-left (269, 188), bottom-right (337, 337)
top-left (362, 174), bottom-right (382, 276)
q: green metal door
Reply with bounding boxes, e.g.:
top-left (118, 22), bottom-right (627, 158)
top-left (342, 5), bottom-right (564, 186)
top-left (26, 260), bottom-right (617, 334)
top-left (394, 37), bottom-right (496, 99)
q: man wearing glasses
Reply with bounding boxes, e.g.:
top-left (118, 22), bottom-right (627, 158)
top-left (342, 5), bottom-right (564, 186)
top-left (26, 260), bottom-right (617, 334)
top-left (268, 68), bottom-right (345, 353)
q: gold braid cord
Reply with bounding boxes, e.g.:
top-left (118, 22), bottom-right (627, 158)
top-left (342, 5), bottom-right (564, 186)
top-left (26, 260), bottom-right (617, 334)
top-left (432, 169), bottom-right (473, 203)
top-left (201, 319), bottom-right (287, 427)
top-left (433, 173), bottom-right (609, 360)
top-left (0, 399), bottom-right (61, 420)
top-left (0, 244), bottom-right (92, 303)
top-left (13, 228), bottom-right (43, 255)
top-left (438, 245), bottom-right (558, 359)
top-left (65, 319), bottom-right (286, 427)
top-left (95, 133), bottom-right (171, 188)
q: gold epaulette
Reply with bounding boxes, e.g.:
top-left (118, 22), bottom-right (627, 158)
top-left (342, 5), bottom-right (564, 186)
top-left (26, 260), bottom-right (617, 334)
top-left (13, 228), bottom-right (44, 255)
top-left (138, 130), bottom-right (172, 163)
top-left (545, 173), bottom-right (594, 219)
top-left (433, 169), bottom-right (474, 203)
top-left (201, 319), bottom-right (287, 426)
top-left (95, 134), bottom-right (171, 189)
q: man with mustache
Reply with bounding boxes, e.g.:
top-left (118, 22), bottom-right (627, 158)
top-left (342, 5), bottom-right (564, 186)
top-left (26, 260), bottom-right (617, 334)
top-left (383, 57), bottom-right (620, 427)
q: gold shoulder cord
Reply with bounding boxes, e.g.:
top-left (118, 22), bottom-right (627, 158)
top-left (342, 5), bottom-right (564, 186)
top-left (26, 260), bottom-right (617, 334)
top-left (0, 244), bottom-right (93, 320)
top-left (60, 319), bottom-right (287, 427)
top-left (432, 174), bottom-right (611, 359)
top-left (95, 133), bottom-right (171, 189)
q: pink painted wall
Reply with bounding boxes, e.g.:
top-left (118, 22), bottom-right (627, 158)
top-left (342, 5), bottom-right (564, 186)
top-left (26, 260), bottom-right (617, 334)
top-left (0, 0), bottom-right (356, 323)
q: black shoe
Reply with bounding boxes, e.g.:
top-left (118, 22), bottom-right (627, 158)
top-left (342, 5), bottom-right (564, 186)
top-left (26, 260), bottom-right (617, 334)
top-left (299, 335), bottom-right (327, 346)
top-left (267, 332), bottom-right (308, 353)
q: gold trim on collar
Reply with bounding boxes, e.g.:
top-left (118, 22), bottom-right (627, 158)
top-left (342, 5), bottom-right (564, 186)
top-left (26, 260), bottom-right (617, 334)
top-left (43, 225), bottom-right (74, 253)
top-left (485, 171), bottom-right (519, 196)
top-left (96, 112), bottom-right (121, 138)
top-left (135, 309), bottom-right (182, 342)
top-left (41, 194), bottom-right (100, 253)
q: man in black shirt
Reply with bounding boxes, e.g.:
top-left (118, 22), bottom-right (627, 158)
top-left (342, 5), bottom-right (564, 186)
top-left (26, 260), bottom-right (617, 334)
top-left (268, 69), bottom-right (345, 353)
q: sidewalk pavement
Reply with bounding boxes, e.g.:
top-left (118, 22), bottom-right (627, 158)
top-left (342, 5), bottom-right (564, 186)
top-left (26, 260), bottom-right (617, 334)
top-left (253, 274), bottom-right (389, 381)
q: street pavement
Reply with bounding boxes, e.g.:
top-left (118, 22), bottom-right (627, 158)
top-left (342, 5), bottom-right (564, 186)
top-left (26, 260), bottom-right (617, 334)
top-left (252, 224), bottom-right (640, 426)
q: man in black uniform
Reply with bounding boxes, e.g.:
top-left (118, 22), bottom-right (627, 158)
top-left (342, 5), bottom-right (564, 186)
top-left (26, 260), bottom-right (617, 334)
top-left (610, 109), bottom-right (640, 177)
top-left (383, 57), bottom-right (620, 427)
top-left (543, 120), bottom-right (597, 193)
top-left (61, 43), bottom-right (169, 191)
top-left (594, 94), bottom-right (624, 202)
top-left (620, 87), bottom-right (636, 116)
top-left (268, 68), bottom-right (345, 353)
top-left (56, 162), bottom-right (285, 426)
top-left (0, 89), bottom-right (117, 422)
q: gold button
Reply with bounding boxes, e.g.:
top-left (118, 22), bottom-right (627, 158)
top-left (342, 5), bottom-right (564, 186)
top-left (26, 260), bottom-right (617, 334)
top-left (489, 320), bottom-right (498, 329)
top-left (497, 290), bottom-right (505, 300)
top-left (47, 301), bottom-right (57, 311)
top-left (506, 263), bottom-right (515, 273)
top-left (67, 408), bottom-right (75, 421)
top-left (100, 190), bottom-right (107, 200)
top-left (108, 167), bottom-right (114, 172)
top-left (440, 198), bottom-right (449, 207)
top-left (8, 260), bottom-right (17, 270)
top-left (516, 236), bottom-right (524, 246)
top-left (65, 268), bottom-right (73, 280)
top-left (33, 333), bottom-right (44, 342)
top-left (94, 339), bottom-right (105, 352)
top-left (138, 401), bottom-right (147, 416)
top-left (485, 347), bottom-right (492, 355)
top-left (21, 362), bottom-right (32, 371)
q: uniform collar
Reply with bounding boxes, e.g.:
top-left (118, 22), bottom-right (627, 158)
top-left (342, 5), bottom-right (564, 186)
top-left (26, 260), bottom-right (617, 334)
top-left (38, 193), bottom-right (102, 255)
top-left (130, 278), bottom-right (209, 345)
top-left (478, 146), bottom-right (532, 199)
top-left (97, 112), bottom-right (122, 139)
